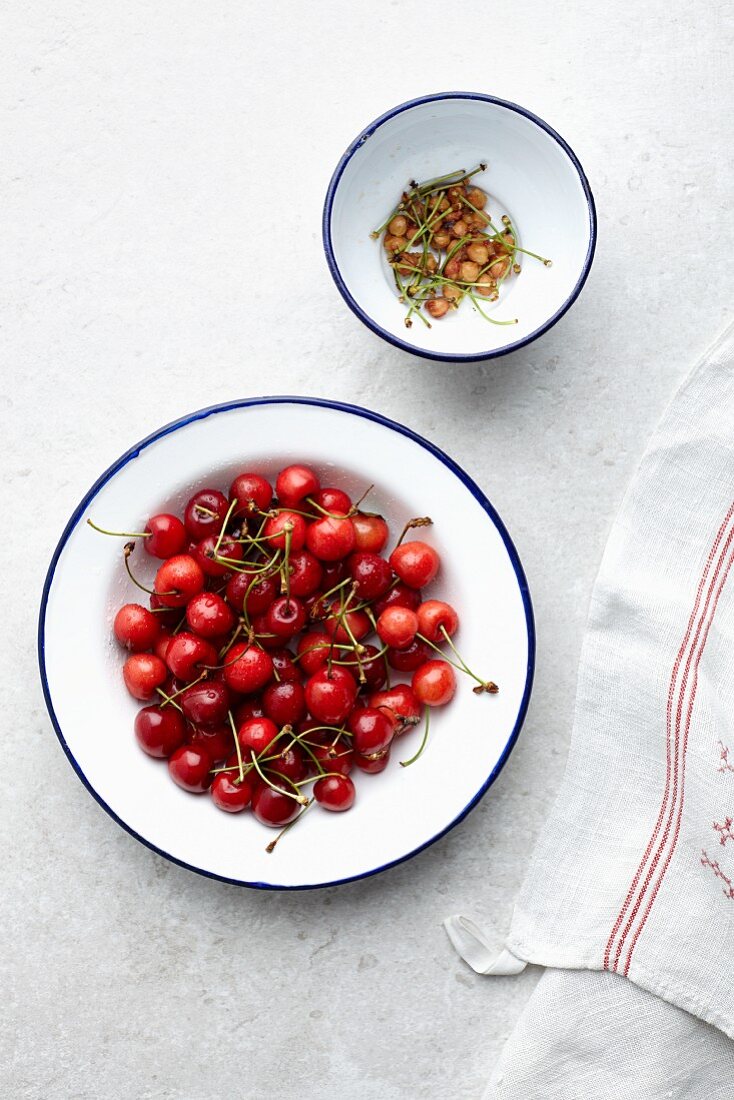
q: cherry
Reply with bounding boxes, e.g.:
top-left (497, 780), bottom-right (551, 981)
top-left (187, 722), bottom-right (233, 762)
top-left (211, 770), bottom-right (255, 812)
top-left (348, 551), bottom-right (392, 600)
top-left (134, 705), bottom-right (186, 758)
top-left (148, 592), bottom-right (180, 628)
top-left (372, 582), bottom-right (421, 617)
top-left (264, 511), bottom-right (307, 551)
top-left (154, 630), bottom-right (173, 662)
top-left (305, 666), bottom-right (357, 724)
top-left (286, 550), bottom-right (323, 597)
top-left (223, 642), bottom-right (274, 694)
top-left (233, 699), bottom-right (265, 725)
top-left (183, 489), bottom-right (229, 541)
top-left (229, 472), bottom-right (273, 517)
top-left (268, 744), bottom-right (308, 783)
top-left (168, 744), bottom-right (213, 792)
top-left (322, 602), bottom-right (371, 644)
top-left (265, 595), bottom-right (307, 639)
top-left (412, 659), bottom-right (456, 706)
top-left (389, 541), bottom-right (440, 589)
top-left (376, 606), bottom-right (419, 649)
top-left (154, 554), bottom-right (205, 608)
top-left (347, 707), bottom-right (394, 755)
top-left (314, 774), bottom-right (355, 811)
top-left (165, 633), bottom-right (218, 682)
top-left (355, 643), bottom-right (387, 690)
top-left (296, 630), bottom-right (331, 675)
top-left (269, 648), bottom-right (300, 682)
top-left (370, 684), bottom-right (422, 732)
top-left (320, 561), bottom-right (349, 589)
top-left (387, 637), bottom-right (432, 672)
top-left (251, 613), bottom-right (283, 650)
top-left (306, 515), bottom-right (356, 561)
top-left (192, 535), bottom-right (243, 578)
top-left (238, 716), bottom-right (280, 755)
top-left (417, 599), bottom-right (459, 642)
top-left (225, 572), bottom-right (278, 616)
top-left (114, 603), bottom-right (161, 652)
top-left (312, 487), bottom-right (352, 515)
top-left (180, 680), bottom-right (231, 726)
top-left (262, 679), bottom-right (306, 726)
top-left (251, 782), bottom-right (301, 827)
top-left (123, 653), bottom-right (168, 700)
top-left (186, 592), bottom-right (236, 638)
top-left (143, 514), bottom-right (187, 559)
top-left (353, 747), bottom-right (391, 774)
top-left (352, 513), bottom-right (389, 553)
top-left (311, 743), bottom-right (354, 776)
top-left (276, 464), bottom-right (320, 507)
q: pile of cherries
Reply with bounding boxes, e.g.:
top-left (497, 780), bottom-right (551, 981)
top-left (95, 463), bottom-right (497, 847)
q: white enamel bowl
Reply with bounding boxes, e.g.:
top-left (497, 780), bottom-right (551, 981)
top-left (323, 92), bottom-right (596, 362)
top-left (39, 399), bottom-right (534, 889)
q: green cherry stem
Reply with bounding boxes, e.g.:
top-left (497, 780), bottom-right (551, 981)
top-left (87, 518), bottom-right (150, 539)
top-left (213, 496), bottom-right (239, 556)
top-left (265, 797), bottom-right (315, 854)
top-left (400, 706), bottom-right (431, 767)
top-left (228, 710), bottom-right (245, 784)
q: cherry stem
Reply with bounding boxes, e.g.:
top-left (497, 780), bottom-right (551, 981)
top-left (469, 291), bottom-right (518, 326)
top-left (265, 798), bottom-right (314, 854)
top-left (155, 687), bottom-right (183, 712)
top-left (250, 750), bottom-right (308, 805)
top-left (228, 710), bottom-right (245, 784)
top-left (212, 497), bottom-right (238, 557)
top-left (395, 516), bottom-right (433, 549)
top-left (400, 706), bottom-right (431, 767)
top-left (416, 627), bottom-right (499, 694)
top-left (87, 518), bottom-right (151, 539)
top-left (122, 543), bottom-right (160, 597)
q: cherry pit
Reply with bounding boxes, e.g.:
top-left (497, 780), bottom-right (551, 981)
top-left (91, 463), bottom-right (498, 851)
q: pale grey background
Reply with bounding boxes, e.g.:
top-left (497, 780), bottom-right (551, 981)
top-left (2, 2), bottom-right (733, 1098)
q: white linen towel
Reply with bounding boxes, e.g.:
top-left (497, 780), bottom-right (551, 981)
top-left (447, 322), bottom-right (734, 1094)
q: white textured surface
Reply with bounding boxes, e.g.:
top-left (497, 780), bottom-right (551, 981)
top-left (2, 3), bottom-right (732, 1098)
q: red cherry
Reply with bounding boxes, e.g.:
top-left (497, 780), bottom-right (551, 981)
top-left (276, 464), bottom-right (320, 507)
top-left (376, 606), bottom-right (419, 649)
top-left (180, 680), bottom-right (231, 726)
top-left (296, 630), bottom-right (331, 675)
top-left (183, 489), bottom-right (229, 541)
top-left (143, 514), bottom-right (187, 559)
top-left (211, 770), bottom-right (255, 812)
top-left (229, 473), bottom-right (273, 517)
top-left (305, 666), bottom-right (357, 724)
top-left (154, 554), bottom-right (205, 608)
top-left (286, 550), bottom-right (323, 597)
top-left (238, 716), bottom-right (280, 755)
top-left (389, 541), bottom-right (440, 589)
top-left (168, 745), bottom-right (213, 792)
top-left (352, 513), bottom-right (389, 553)
top-left (186, 592), bottom-right (236, 638)
top-left (154, 630), bottom-right (173, 662)
top-left (353, 747), bottom-right (391, 774)
top-left (233, 699), bottom-right (265, 725)
top-left (356, 643), bottom-right (387, 690)
top-left (347, 707), bottom-right (394, 755)
top-left (165, 633), bottom-right (218, 682)
top-left (223, 642), bottom-right (274, 694)
top-left (114, 603), bottom-right (161, 652)
top-left (369, 684), bottom-right (422, 733)
top-left (251, 613), bottom-right (283, 650)
top-left (412, 659), bottom-right (456, 706)
top-left (134, 705), bottom-right (186, 757)
top-left (320, 560), bottom-right (349, 588)
top-left (268, 744), bottom-right (308, 782)
top-left (348, 551), bottom-right (392, 600)
top-left (387, 638), bottom-right (432, 672)
top-left (306, 514), bottom-right (356, 561)
top-left (148, 592), bottom-right (180, 628)
top-left (269, 648), bottom-right (300, 682)
top-left (264, 511), bottom-right (307, 551)
top-left (123, 653), bottom-right (168, 700)
top-left (192, 535), bottom-right (243, 578)
top-left (312, 487), bottom-right (352, 515)
top-left (417, 599), bottom-right (459, 642)
top-left (314, 774), bottom-right (355, 811)
top-left (265, 595), bottom-right (307, 639)
top-left (311, 743), bottom-right (354, 776)
top-left (262, 680), bottom-right (307, 726)
top-left (322, 602), bottom-right (371, 644)
top-left (187, 722), bottom-right (233, 762)
top-left (225, 572), bottom-right (278, 616)
top-left (251, 782), bottom-right (301, 827)
top-left (372, 582), bottom-right (421, 617)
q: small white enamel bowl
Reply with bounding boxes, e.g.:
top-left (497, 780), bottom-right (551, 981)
top-left (39, 399), bottom-right (534, 890)
top-left (323, 92), bottom-right (596, 362)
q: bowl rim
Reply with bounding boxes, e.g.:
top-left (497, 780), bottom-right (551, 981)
top-left (38, 396), bottom-right (535, 890)
top-left (322, 90), bottom-right (597, 363)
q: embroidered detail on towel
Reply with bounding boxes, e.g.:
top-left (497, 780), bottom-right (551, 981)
top-left (604, 503), bottom-right (734, 977)
top-left (717, 741), bottom-right (734, 774)
top-left (700, 850), bottom-right (734, 900)
top-left (713, 817), bottom-right (734, 846)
